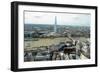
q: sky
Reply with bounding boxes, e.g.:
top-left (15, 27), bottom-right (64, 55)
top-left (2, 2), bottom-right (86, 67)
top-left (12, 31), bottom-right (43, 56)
top-left (24, 11), bottom-right (91, 26)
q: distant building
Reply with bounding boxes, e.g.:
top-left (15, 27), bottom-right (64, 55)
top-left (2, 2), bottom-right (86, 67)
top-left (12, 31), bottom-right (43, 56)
top-left (54, 16), bottom-right (57, 33)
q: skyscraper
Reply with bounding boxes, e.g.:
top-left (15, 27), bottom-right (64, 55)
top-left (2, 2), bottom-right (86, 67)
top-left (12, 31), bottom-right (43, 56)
top-left (54, 16), bottom-right (57, 33)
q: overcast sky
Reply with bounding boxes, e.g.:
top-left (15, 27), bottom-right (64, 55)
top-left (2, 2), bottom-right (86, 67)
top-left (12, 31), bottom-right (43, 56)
top-left (24, 11), bottom-right (91, 26)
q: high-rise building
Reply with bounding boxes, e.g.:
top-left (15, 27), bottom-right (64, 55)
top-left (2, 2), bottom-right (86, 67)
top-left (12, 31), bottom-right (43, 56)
top-left (54, 16), bottom-right (57, 33)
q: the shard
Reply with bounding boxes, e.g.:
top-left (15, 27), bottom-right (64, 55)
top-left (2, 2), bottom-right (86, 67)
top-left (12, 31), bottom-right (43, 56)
top-left (54, 16), bottom-right (57, 33)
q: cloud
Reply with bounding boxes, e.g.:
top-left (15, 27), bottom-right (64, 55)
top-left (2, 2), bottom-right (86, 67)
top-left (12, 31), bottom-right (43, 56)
top-left (25, 11), bottom-right (91, 26)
